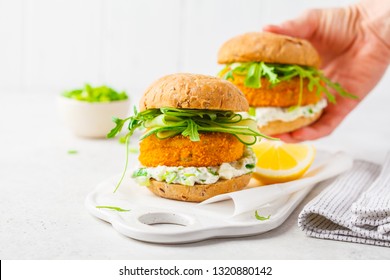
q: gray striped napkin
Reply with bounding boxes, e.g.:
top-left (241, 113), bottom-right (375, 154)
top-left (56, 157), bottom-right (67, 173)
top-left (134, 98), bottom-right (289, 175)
top-left (298, 153), bottom-right (390, 247)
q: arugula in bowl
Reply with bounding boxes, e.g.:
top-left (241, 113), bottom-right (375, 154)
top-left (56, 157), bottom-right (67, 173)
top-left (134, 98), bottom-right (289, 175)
top-left (62, 84), bottom-right (128, 103)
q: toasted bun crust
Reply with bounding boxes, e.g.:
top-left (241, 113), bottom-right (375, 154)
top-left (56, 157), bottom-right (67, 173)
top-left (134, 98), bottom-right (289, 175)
top-left (259, 110), bottom-right (323, 136)
top-left (140, 73), bottom-right (249, 112)
top-left (147, 174), bottom-right (251, 202)
top-left (218, 32), bottom-right (320, 67)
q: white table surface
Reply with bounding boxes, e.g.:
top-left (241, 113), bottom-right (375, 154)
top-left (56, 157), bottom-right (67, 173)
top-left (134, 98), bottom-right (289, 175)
top-left (1, 88), bottom-right (390, 260)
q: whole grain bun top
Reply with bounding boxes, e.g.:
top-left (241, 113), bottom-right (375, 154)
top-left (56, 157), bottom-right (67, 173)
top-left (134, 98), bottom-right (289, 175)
top-left (218, 32), bottom-right (320, 68)
top-left (140, 73), bottom-right (249, 111)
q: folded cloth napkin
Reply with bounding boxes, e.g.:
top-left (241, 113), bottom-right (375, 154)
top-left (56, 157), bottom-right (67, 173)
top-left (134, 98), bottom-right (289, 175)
top-left (199, 152), bottom-right (352, 216)
top-left (298, 153), bottom-right (390, 247)
top-left (350, 154), bottom-right (390, 235)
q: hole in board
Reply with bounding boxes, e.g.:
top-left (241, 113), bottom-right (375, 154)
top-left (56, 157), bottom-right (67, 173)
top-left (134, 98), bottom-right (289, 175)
top-left (138, 212), bottom-right (191, 229)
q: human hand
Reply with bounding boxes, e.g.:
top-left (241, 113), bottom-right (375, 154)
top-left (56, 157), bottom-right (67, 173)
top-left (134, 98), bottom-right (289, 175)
top-left (263, 3), bottom-right (390, 142)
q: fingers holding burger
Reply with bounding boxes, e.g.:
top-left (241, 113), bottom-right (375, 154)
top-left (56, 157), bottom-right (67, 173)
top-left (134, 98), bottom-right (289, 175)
top-left (217, 32), bottom-right (355, 136)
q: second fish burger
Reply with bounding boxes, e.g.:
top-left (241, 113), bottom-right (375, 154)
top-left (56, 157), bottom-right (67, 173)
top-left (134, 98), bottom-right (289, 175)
top-left (218, 32), bottom-right (355, 135)
top-left (109, 73), bottom-right (272, 202)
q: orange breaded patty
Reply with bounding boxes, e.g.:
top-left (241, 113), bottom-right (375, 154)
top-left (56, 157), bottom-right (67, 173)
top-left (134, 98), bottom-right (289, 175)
top-left (139, 132), bottom-right (244, 167)
top-left (230, 74), bottom-right (322, 107)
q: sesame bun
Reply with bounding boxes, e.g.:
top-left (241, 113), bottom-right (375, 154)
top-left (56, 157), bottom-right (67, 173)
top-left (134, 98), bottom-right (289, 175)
top-left (259, 110), bottom-right (323, 136)
top-left (147, 174), bottom-right (251, 202)
top-left (218, 32), bottom-right (320, 68)
top-left (140, 73), bottom-right (249, 112)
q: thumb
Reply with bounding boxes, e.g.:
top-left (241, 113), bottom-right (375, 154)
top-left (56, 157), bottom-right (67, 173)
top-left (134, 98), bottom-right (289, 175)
top-left (263, 9), bottom-right (321, 39)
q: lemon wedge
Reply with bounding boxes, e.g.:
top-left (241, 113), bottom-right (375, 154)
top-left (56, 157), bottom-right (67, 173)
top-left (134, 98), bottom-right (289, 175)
top-left (252, 140), bottom-right (316, 184)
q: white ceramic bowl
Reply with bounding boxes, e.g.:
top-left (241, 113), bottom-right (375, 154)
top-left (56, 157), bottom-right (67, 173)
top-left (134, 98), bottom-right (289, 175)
top-left (57, 96), bottom-right (131, 138)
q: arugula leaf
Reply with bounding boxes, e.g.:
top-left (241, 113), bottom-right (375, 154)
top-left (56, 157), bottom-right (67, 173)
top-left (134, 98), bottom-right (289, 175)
top-left (319, 73), bottom-right (358, 100)
top-left (107, 117), bottom-right (128, 138)
top-left (181, 119), bottom-right (200, 141)
top-left (219, 62), bottom-right (356, 104)
top-left (260, 62), bottom-right (279, 84)
top-left (96, 205), bottom-right (130, 212)
top-left (62, 84), bottom-right (128, 102)
top-left (255, 210), bottom-right (271, 221)
top-left (107, 107), bottom-right (160, 139)
top-left (245, 63), bottom-right (262, 88)
top-left (223, 70), bottom-right (234, 81)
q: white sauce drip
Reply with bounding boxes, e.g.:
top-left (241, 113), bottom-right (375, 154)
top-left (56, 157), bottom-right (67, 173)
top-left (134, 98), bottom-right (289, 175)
top-left (255, 99), bottom-right (327, 126)
top-left (133, 147), bottom-right (256, 186)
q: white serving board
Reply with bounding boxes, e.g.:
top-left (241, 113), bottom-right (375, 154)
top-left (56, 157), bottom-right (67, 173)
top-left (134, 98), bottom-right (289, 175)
top-left (85, 150), bottom-right (352, 244)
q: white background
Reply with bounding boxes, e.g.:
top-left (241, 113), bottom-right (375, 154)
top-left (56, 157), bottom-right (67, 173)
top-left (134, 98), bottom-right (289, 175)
top-left (2, 0), bottom-right (379, 99)
top-left (1, 0), bottom-right (390, 262)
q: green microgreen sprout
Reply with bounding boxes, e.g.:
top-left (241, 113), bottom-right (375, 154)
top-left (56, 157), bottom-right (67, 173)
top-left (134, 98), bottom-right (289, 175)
top-left (62, 84), bottom-right (128, 102)
top-left (219, 62), bottom-right (357, 107)
top-left (96, 206), bottom-right (130, 212)
top-left (113, 135), bottom-right (130, 193)
top-left (107, 107), bottom-right (276, 145)
top-left (255, 210), bottom-right (271, 221)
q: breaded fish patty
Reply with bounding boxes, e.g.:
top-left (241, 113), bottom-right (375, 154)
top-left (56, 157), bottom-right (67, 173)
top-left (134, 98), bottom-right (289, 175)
top-left (139, 132), bottom-right (244, 167)
top-left (230, 74), bottom-right (322, 107)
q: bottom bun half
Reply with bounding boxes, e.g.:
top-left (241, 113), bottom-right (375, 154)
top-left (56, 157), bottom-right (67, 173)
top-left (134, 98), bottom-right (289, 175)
top-left (259, 110), bottom-right (323, 136)
top-left (147, 174), bottom-right (252, 202)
